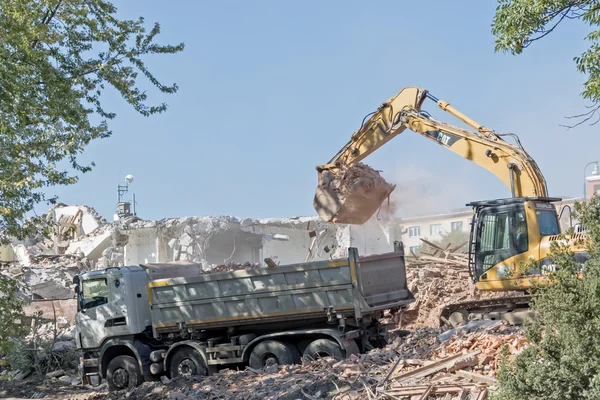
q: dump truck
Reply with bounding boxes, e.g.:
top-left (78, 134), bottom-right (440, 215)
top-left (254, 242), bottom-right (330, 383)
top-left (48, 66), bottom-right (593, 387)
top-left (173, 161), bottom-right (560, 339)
top-left (74, 243), bottom-right (414, 392)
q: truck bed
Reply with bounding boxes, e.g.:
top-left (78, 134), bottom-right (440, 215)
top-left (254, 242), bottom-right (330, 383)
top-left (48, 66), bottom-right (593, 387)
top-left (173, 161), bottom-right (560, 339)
top-left (148, 244), bottom-right (414, 334)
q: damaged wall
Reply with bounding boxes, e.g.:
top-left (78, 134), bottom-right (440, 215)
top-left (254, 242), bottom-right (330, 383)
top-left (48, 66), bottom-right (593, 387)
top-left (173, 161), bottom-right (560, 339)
top-left (122, 213), bottom-right (400, 268)
top-left (124, 228), bottom-right (159, 265)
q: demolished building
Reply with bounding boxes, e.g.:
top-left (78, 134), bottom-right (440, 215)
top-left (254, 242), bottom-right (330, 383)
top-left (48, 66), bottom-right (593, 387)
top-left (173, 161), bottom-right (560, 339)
top-left (0, 204), bottom-right (402, 324)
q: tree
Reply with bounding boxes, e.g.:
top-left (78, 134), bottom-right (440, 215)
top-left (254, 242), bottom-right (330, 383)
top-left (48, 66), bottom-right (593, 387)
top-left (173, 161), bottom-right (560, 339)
top-left (491, 1), bottom-right (600, 126)
top-left (493, 196), bottom-right (600, 399)
top-left (0, 0), bottom-right (184, 241)
top-left (0, 277), bottom-right (26, 355)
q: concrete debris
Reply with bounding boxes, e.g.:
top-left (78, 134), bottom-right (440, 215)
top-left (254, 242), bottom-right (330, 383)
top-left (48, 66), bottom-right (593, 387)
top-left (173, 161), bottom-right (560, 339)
top-left (30, 281), bottom-right (74, 300)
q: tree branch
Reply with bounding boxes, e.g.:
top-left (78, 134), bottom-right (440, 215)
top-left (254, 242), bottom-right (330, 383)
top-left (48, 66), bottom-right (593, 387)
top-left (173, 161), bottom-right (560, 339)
top-left (31, 0), bottom-right (64, 50)
top-left (525, 6), bottom-right (572, 48)
top-left (559, 103), bottom-right (600, 129)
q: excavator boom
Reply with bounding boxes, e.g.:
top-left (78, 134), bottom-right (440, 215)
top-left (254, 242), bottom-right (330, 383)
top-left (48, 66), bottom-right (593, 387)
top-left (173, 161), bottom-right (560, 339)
top-left (314, 86), bottom-right (548, 224)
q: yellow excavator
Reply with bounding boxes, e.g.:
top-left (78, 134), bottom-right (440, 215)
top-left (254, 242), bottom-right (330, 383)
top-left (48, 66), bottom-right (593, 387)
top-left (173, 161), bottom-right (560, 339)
top-left (314, 86), bottom-right (590, 327)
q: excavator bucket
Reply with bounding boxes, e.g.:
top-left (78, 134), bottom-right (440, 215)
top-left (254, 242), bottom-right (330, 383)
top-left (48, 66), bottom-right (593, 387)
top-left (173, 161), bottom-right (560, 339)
top-left (313, 163), bottom-right (396, 225)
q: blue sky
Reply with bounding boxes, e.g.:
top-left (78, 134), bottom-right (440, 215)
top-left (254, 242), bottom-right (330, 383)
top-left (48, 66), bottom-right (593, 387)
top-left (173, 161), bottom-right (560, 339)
top-left (40, 1), bottom-right (597, 221)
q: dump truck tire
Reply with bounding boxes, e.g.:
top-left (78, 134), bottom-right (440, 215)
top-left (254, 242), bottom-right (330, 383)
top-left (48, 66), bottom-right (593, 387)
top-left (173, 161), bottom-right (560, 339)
top-left (106, 355), bottom-right (143, 392)
top-left (169, 348), bottom-right (207, 378)
top-left (249, 340), bottom-right (300, 369)
top-left (302, 338), bottom-right (344, 361)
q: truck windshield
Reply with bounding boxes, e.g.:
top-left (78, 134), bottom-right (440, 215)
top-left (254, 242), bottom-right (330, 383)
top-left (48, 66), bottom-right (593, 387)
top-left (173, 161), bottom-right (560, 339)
top-left (82, 278), bottom-right (109, 309)
top-left (537, 210), bottom-right (560, 236)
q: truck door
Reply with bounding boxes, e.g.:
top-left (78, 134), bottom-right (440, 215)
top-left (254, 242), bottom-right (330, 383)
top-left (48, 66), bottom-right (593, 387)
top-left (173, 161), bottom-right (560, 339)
top-left (473, 203), bottom-right (529, 284)
top-left (76, 277), bottom-right (116, 349)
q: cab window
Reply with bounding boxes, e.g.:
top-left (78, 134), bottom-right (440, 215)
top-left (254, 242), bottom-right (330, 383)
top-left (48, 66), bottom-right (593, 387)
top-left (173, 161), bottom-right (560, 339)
top-left (537, 210), bottom-right (560, 236)
top-left (477, 211), bottom-right (510, 274)
top-left (81, 278), bottom-right (109, 309)
top-left (475, 204), bottom-right (529, 278)
top-left (513, 210), bottom-right (528, 254)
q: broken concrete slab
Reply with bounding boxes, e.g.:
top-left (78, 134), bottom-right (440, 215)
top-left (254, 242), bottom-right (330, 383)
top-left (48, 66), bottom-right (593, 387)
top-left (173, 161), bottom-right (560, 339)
top-left (438, 320), bottom-right (504, 342)
top-left (66, 230), bottom-right (112, 260)
top-left (31, 281), bottom-right (74, 300)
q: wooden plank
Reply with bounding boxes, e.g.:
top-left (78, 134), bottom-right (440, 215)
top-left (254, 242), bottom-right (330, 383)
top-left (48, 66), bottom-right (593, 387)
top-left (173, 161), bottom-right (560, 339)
top-left (455, 370), bottom-right (498, 386)
top-left (393, 350), bottom-right (481, 384)
top-left (474, 388), bottom-right (489, 400)
top-left (417, 255), bottom-right (467, 266)
top-left (384, 385), bottom-right (477, 397)
top-left (418, 385), bottom-right (434, 400)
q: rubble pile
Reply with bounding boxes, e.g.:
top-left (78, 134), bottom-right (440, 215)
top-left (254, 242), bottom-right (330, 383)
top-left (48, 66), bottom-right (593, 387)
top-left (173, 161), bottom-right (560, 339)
top-left (149, 216), bottom-right (238, 264)
top-left (202, 262), bottom-right (262, 273)
top-left (400, 263), bottom-right (523, 328)
top-left (85, 322), bottom-right (526, 400)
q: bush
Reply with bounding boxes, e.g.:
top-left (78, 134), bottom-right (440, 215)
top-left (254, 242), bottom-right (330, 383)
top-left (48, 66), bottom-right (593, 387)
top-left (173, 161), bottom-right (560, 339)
top-left (493, 195), bottom-right (600, 399)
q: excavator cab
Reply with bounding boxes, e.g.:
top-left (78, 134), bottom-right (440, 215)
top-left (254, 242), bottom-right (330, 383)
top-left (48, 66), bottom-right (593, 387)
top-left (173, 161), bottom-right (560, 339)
top-left (467, 197), bottom-right (562, 290)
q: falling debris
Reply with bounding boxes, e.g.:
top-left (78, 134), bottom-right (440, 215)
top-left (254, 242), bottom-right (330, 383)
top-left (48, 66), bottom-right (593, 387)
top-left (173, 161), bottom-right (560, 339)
top-left (314, 162), bottom-right (396, 224)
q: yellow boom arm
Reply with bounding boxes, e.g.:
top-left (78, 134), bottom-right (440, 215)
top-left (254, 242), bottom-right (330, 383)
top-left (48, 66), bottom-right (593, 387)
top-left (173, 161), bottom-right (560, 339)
top-left (317, 86), bottom-right (548, 199)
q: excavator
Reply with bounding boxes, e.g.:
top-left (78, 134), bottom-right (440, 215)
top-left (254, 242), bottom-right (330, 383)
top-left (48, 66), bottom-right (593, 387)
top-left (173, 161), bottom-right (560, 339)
top-left (313, 86), bottom-right (590, 327)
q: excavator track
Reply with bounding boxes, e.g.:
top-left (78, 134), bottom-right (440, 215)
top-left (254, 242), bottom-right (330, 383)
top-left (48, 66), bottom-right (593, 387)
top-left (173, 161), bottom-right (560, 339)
top-left (439, 295), bottom-right (533, 328)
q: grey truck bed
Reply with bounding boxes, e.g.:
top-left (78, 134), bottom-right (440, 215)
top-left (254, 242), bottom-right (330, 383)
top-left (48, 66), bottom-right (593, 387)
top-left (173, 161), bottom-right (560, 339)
top-left (148, 245), bottom-right (414, 334)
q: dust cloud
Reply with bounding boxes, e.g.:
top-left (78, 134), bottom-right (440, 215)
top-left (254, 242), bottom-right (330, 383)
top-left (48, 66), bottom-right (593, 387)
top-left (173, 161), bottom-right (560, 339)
top-left (379, 164), bottom-right (480, 219)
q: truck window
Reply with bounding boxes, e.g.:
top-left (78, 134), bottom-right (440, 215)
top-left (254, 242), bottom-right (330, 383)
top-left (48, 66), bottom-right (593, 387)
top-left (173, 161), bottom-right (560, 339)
top-left (82, 278), bottom-right (109, 309)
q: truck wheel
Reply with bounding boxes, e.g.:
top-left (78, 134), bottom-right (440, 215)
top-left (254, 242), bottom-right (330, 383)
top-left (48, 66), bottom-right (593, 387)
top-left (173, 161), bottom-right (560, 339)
top-left (249, 340), bottom-right (300, 369)
top-left (106, 355), bottom-right (143, 392)
top-left (169, 348), bottom-right (207, 378)
top-left (302, 339), bottom-right (343, 361)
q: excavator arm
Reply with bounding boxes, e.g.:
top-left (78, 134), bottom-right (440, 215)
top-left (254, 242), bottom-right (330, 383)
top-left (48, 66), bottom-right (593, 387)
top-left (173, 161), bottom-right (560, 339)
top-left (314, 86), bottom-right (548, 224)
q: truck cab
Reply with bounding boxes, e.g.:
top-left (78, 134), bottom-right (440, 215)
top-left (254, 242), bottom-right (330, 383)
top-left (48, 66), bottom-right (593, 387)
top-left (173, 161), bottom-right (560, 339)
top-left (74, 267), bottom-right (153, 386)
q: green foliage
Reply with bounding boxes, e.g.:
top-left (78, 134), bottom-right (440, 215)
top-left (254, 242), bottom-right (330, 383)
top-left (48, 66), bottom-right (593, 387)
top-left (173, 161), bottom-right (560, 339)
top-left (7, 316), bottom-right (78, 377)
top-left (493, 195), bottom-right (600, 400)
top-left (0, 277), bottom-right (26, 355)
top-left (0, 0), bottom-right (184, 241)
top-left (492, 1), bottom-right (600, 125)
